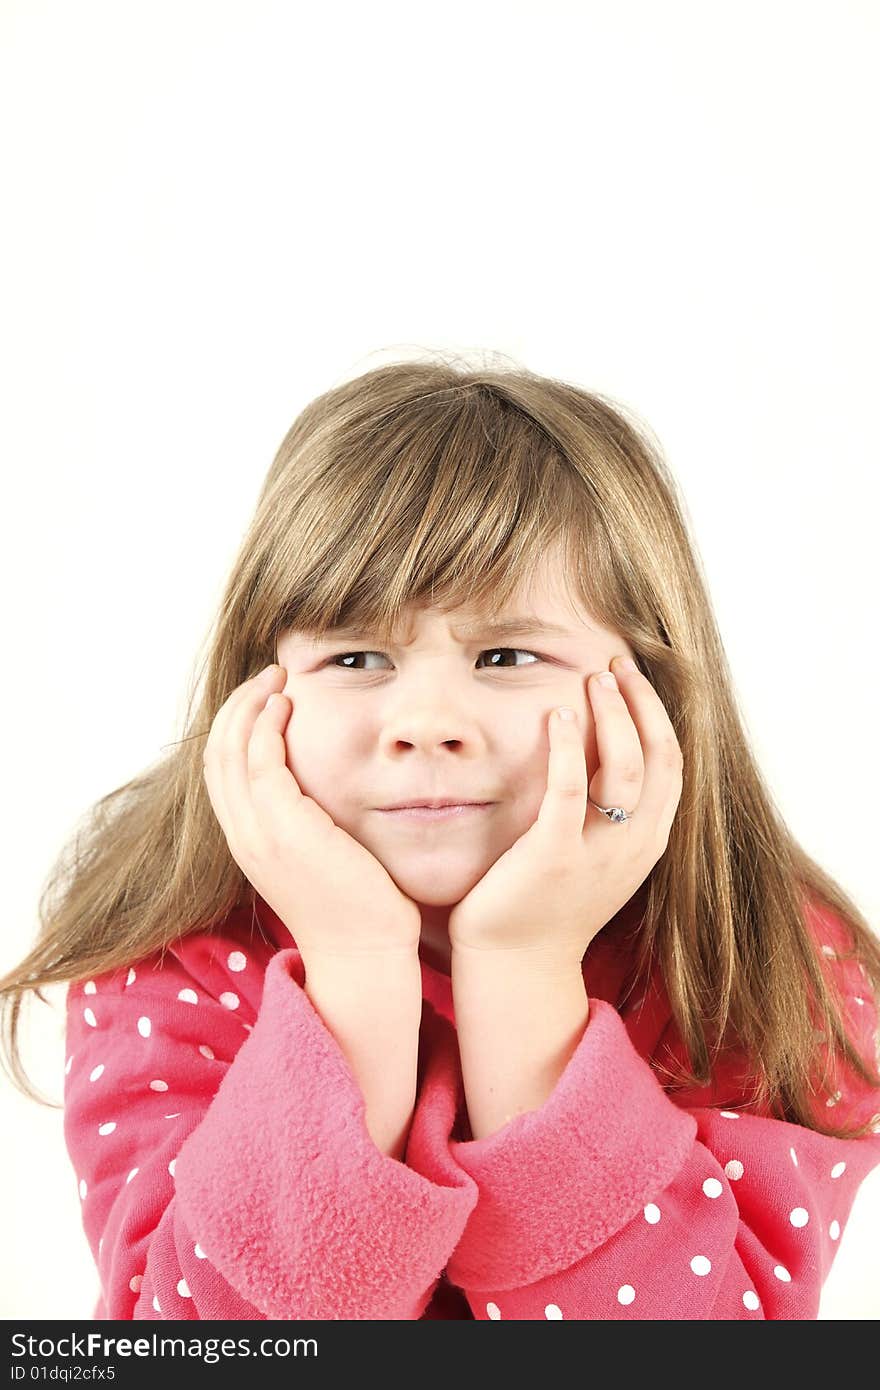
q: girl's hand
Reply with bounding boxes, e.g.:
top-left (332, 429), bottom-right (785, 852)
top-left (447, 657), bottom-right (684, 967)
top-left (202, 664), bottom-right (423, 959)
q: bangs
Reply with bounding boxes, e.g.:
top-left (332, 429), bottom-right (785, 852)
top-left (265, 384), bottom-right (612, 649)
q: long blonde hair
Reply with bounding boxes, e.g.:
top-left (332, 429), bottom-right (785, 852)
top-left (4, 353), bottom-right (880, 1140)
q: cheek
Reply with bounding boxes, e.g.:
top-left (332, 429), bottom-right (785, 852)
top-left (584, 709), bottom-right (599, 782)
top-left (510, 741), bottom-right (557, 821)
top-left (514, 713), bottom-right (597, 812)
top-left (282, 708), bottom-right (342, 803)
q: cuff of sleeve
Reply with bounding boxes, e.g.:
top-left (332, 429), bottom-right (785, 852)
top-left (444, 995), bottom-right (698, 1290)
top-left (175, 948), bottom-right (475, 1319)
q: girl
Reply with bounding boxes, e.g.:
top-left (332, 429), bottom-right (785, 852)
top-left (3, 358), bottom-right (879, 1321)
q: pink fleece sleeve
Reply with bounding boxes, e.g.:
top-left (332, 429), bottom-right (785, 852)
top-left (406, 915), bottom-right (880, 1320)
top-left (64, 947), bottom-right (477, 1319)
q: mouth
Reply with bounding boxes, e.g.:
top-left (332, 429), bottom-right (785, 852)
top-left (376, 802), bottom-right (496, 821)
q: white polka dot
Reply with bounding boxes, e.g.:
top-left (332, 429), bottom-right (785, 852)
top-left (242, 1022), bottom-right (253, 1031)
top-left (98, 1121), bottom-right (116, 1136)
top-left (137, 1016), bottom-right (151, 1037)
top-left (198, 1045), bottom-right (215, 1059)
top-left (702, 1178), bottom-right (723, 1198)
top-left (177, 989), bottom-right (198, 1004)
top-left (164, 1112), bottom-right (181, 1119)
top-left (219, 992), bottom-right (240, 1010)
top-left (65, 1056), bottom-right (73, 1075)
top-left (84, 980), bottom-right (97, 994)
top-left (89, 1064), bottom-right (105, 1082)
top-left (774, 1265), bottom-right (791, 1282)
top-left (125, 1168), bottom-right (139, 1184)
top-left (690, 1255), bottom-right (711, 1276)
top-left (177, 1278), bottom-right (190, 1297)
top-left (149, 1079), bottom-right (169, 1092)
top-left (83, 1008), bottom-right (97, 1028)
top-left (617, 1285), bottom-right (636, 1304)
top-left (822, 944), bottom-right (836, 957)
top-left (826, 1091), bottom-right (842, 1108)
top-left (152, 1295), bottom-right (161, 1313)
top-left (194, 1243), bottom-right (207, 1259)
top-left (129, 1275), bottom-right (142, 1293)
top-left (743, 1290), bottom-right (760, 1311)
top-left (486, 1302), bottom-right (501, 1319)
top-left (227, 951), bottom-right (247, 972)
top-left (790, 1147), bottom-right (799, 1166)
top-left (719, 1110), bottom-right (740, 1118)
top-left (790, 1207), bottom-right (809, 1227)
top-left (830, 1162), bottom-right (846, 1179)
top-left (126, 968), bottom-right (136, 986)
top-left (79, 1178), bottom-right (87, 1200)
top-left (644, 1203), bottom-right (661, 1224)
top-left (853, 996), bottom-right (865, 1006)
top-left (725, 1160), bottom-right (744, 1181)
top-left (829, 1220), bottom-right (841, 1240)
top-left (544, 1303), bottom-right (563, 1318)
top-left (168, 1159), bottom-right (176, 1178)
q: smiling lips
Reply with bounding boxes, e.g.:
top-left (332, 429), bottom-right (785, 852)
top-left (379, 797), bottom-right (493, 810)
top-left (376, 801), bottom-right (495, 821)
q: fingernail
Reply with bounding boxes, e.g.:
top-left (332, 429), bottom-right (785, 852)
top-left (557, 706), bottom-right (576, 720)
top-left (616, 657), bottom-right (638, 674)
top-left (597, 671), bottom-right (618, 689)
top-left (260, 663), bottom-right (279, 680)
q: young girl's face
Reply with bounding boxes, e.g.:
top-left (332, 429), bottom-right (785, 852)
top-left (275, 545), bottom-right (636, 955)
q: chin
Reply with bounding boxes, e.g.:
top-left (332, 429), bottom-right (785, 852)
top-left (383, 857), bottom-right (489, 907)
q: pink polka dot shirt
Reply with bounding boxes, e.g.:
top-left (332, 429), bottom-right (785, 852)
top-left (63, 895), bottom-right (880, 1319)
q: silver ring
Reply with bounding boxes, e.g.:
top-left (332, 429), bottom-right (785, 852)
top-left (588, 798), bottom-right (634, 825)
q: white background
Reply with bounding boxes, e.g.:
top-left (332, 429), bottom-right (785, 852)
top-left (1, 0), bottom-right (878, 1320)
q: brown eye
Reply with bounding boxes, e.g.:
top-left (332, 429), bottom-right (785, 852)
top-left (327, 651), bottom-right (391, 670)
top-left (325, 646), bottom-right (544, 671)
top-left (477, 647), bottom-right (541, 669)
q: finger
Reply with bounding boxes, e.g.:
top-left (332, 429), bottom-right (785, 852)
top-left (247, 691), bottom-right (313, 843)
top-left (586, 668), bottom-right (646, 819)
top-left (202, 664), bottom-right (285, 848)
top-left (607, 656), bottom-right (684, 843)
top-left (535, 706), bottom-right (589, 842)
top-left (220, 670), bottom-right (291, 847)
top-left (248, 693), bottom-right (339, 852)
top-left (203, 664), bottom-right (285, 770)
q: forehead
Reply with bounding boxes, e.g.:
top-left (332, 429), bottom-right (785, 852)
top-left (280, 537), bottom-right (610, 650)
top-left (397, 544), bottom-right (595, 636)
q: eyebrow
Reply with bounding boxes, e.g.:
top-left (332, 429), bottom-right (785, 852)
top-left (308, 618), bottom-right (582, 644)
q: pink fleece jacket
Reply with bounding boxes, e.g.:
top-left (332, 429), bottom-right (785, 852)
top-left (63, 894), bottom-right (880, 1320)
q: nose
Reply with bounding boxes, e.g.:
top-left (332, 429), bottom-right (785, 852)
top-left (378, 703), bottom-right (485, 756)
